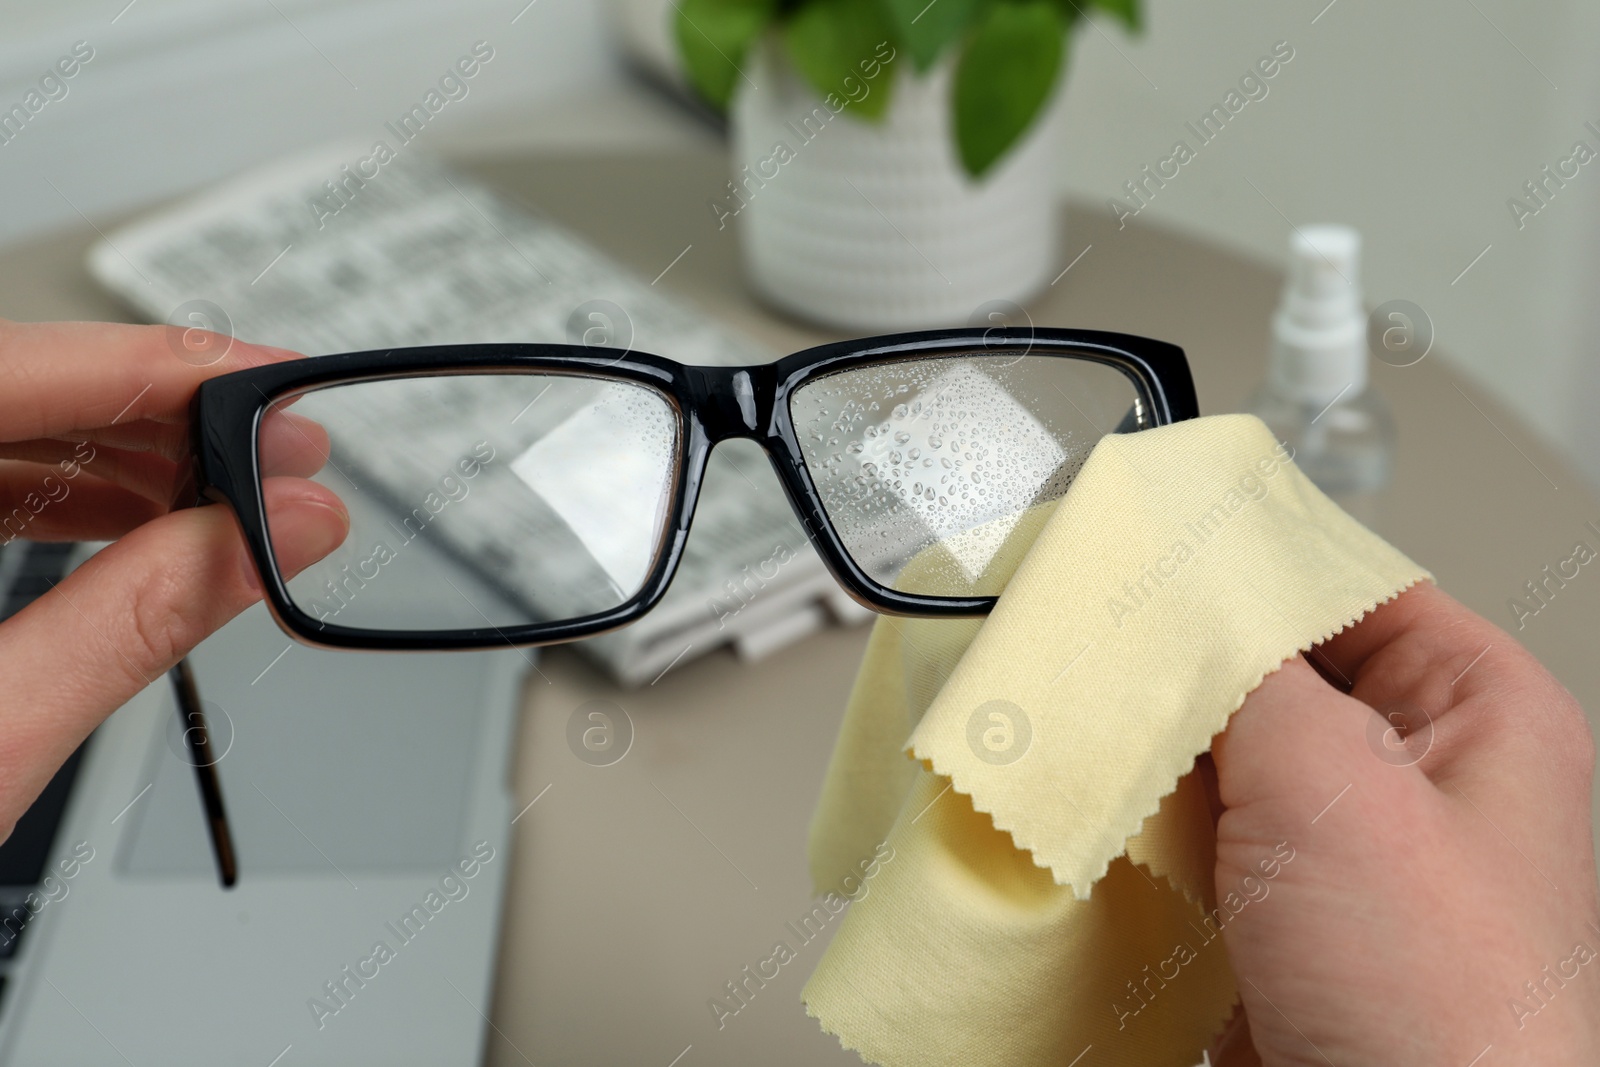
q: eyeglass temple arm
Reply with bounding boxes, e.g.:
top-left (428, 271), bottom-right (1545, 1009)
top-left (168, 430), bottom-right (238, 889)
top-left (1113, 401), bottom-right (1145, 435)
top-left (168, 657), bottom-right (237, 889)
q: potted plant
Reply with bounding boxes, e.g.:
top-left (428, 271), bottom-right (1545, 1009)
top-left (676, 0), bottom-right (1141, 331)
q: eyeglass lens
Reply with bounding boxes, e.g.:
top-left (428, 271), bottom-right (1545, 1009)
top-left (259, 372), bottom-right (680, 632)
top-left (788, 352), bottom-right (1149, 598)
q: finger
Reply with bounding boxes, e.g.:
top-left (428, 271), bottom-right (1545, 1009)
top-left (1315, 582), bottom-right (1490, 700)
top-left (0, 442), bottom-right (178, 503)
top-left (1316, 582), bottom-right (1587, 788)
top-left (259, 409), bottom-right (331, 479)
top-left (1212, 654), bottom-right (1422, 825)
top-left (65, 418), bottom-right (190, 463)
top-left (0, 477), bottom-right (347, 837)
top-left (39, 407), bottom-right (327, 477)
top-left (4, 411), bottom-right (329, 510)
top-left (0, 319), bottom-right (301, 442)
top-left (0, 467), bottom-right (163, 541)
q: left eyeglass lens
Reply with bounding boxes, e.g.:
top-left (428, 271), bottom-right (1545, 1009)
top-left (258, 372), bottom-right (680, 634)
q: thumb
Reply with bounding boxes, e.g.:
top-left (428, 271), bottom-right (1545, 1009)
top-left (0, 477), bottom-right (345, 831)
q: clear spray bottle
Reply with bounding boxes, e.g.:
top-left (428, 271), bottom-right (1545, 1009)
top-left (1247, 225), bottom-right (1395, 529)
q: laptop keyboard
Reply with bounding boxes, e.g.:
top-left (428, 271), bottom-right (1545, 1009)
top-left (0, 542), bottom-right (91, 997)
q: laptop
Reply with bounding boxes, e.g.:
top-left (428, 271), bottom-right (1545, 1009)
top-left (0, 539), bottom-right (527, 1066)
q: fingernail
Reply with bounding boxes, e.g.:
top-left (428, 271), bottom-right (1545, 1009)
top-left (254, 495), bottom-right (350, 589)
top-left (296, 499), bottom-right (350, 561)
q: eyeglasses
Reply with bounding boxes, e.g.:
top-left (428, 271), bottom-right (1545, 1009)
top-left (181, 327), bottom-right (1196, 650)
top-left (169, 327), bottom-right (1192, 887)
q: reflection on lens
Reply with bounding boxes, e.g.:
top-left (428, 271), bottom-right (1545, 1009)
top-left (260, 373), bottom-right (679, 634)
top-left (790, 352), bottom-right (1147, 598)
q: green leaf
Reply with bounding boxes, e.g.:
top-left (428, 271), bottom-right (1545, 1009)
top-left (1051, 0), bottom-right (1084, 30)
top-left (883, 0), bottom-right (981, 72)
top-left (953, 0), bottom-right (1066, 177)
top-left (781, 0), bottom-right (900, 120)
top-left (1087, 0), bottom-right (1141, 33)
top-left (675, 0), bottom-right (777, 110)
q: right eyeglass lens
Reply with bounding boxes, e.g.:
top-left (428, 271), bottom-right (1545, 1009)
top-left (789, 351), bottom-right (1151, 599)
top-left (258, 372), bottom-right (680, 635)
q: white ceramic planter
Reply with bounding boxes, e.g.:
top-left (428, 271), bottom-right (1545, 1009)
top-left (728, 45), bottom-right (1063, 332)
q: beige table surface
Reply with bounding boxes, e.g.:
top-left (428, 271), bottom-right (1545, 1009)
top-left (2, 149), bottom-right (1597, 1066)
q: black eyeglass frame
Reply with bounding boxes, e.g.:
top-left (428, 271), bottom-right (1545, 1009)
top-left (185, 327), bottom-right (1197, 652)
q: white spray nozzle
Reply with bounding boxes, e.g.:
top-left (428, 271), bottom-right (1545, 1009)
top-left (1291, 225), bottom-right (1359, 300)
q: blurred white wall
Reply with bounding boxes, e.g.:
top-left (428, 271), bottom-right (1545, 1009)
top-left (1054, 0), bottom-right (1600, 488)
top-left (0, 0), bottom-right (618, 245)
top-left (1, 0), bottom-right (1596, 488)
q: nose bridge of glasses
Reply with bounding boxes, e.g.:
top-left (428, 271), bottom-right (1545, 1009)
top-left (688, 365), bottom-right (777, 443)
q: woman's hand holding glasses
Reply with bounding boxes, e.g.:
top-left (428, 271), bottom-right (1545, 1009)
top-left (0, 319), bottom-right (345, 841)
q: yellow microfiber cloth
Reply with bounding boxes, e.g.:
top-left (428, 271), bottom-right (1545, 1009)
top-left (803, 413), bottom-right (1431, 1067)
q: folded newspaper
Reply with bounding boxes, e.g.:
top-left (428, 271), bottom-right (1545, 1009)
top-left (87, 151), bottom-right (869, 685)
